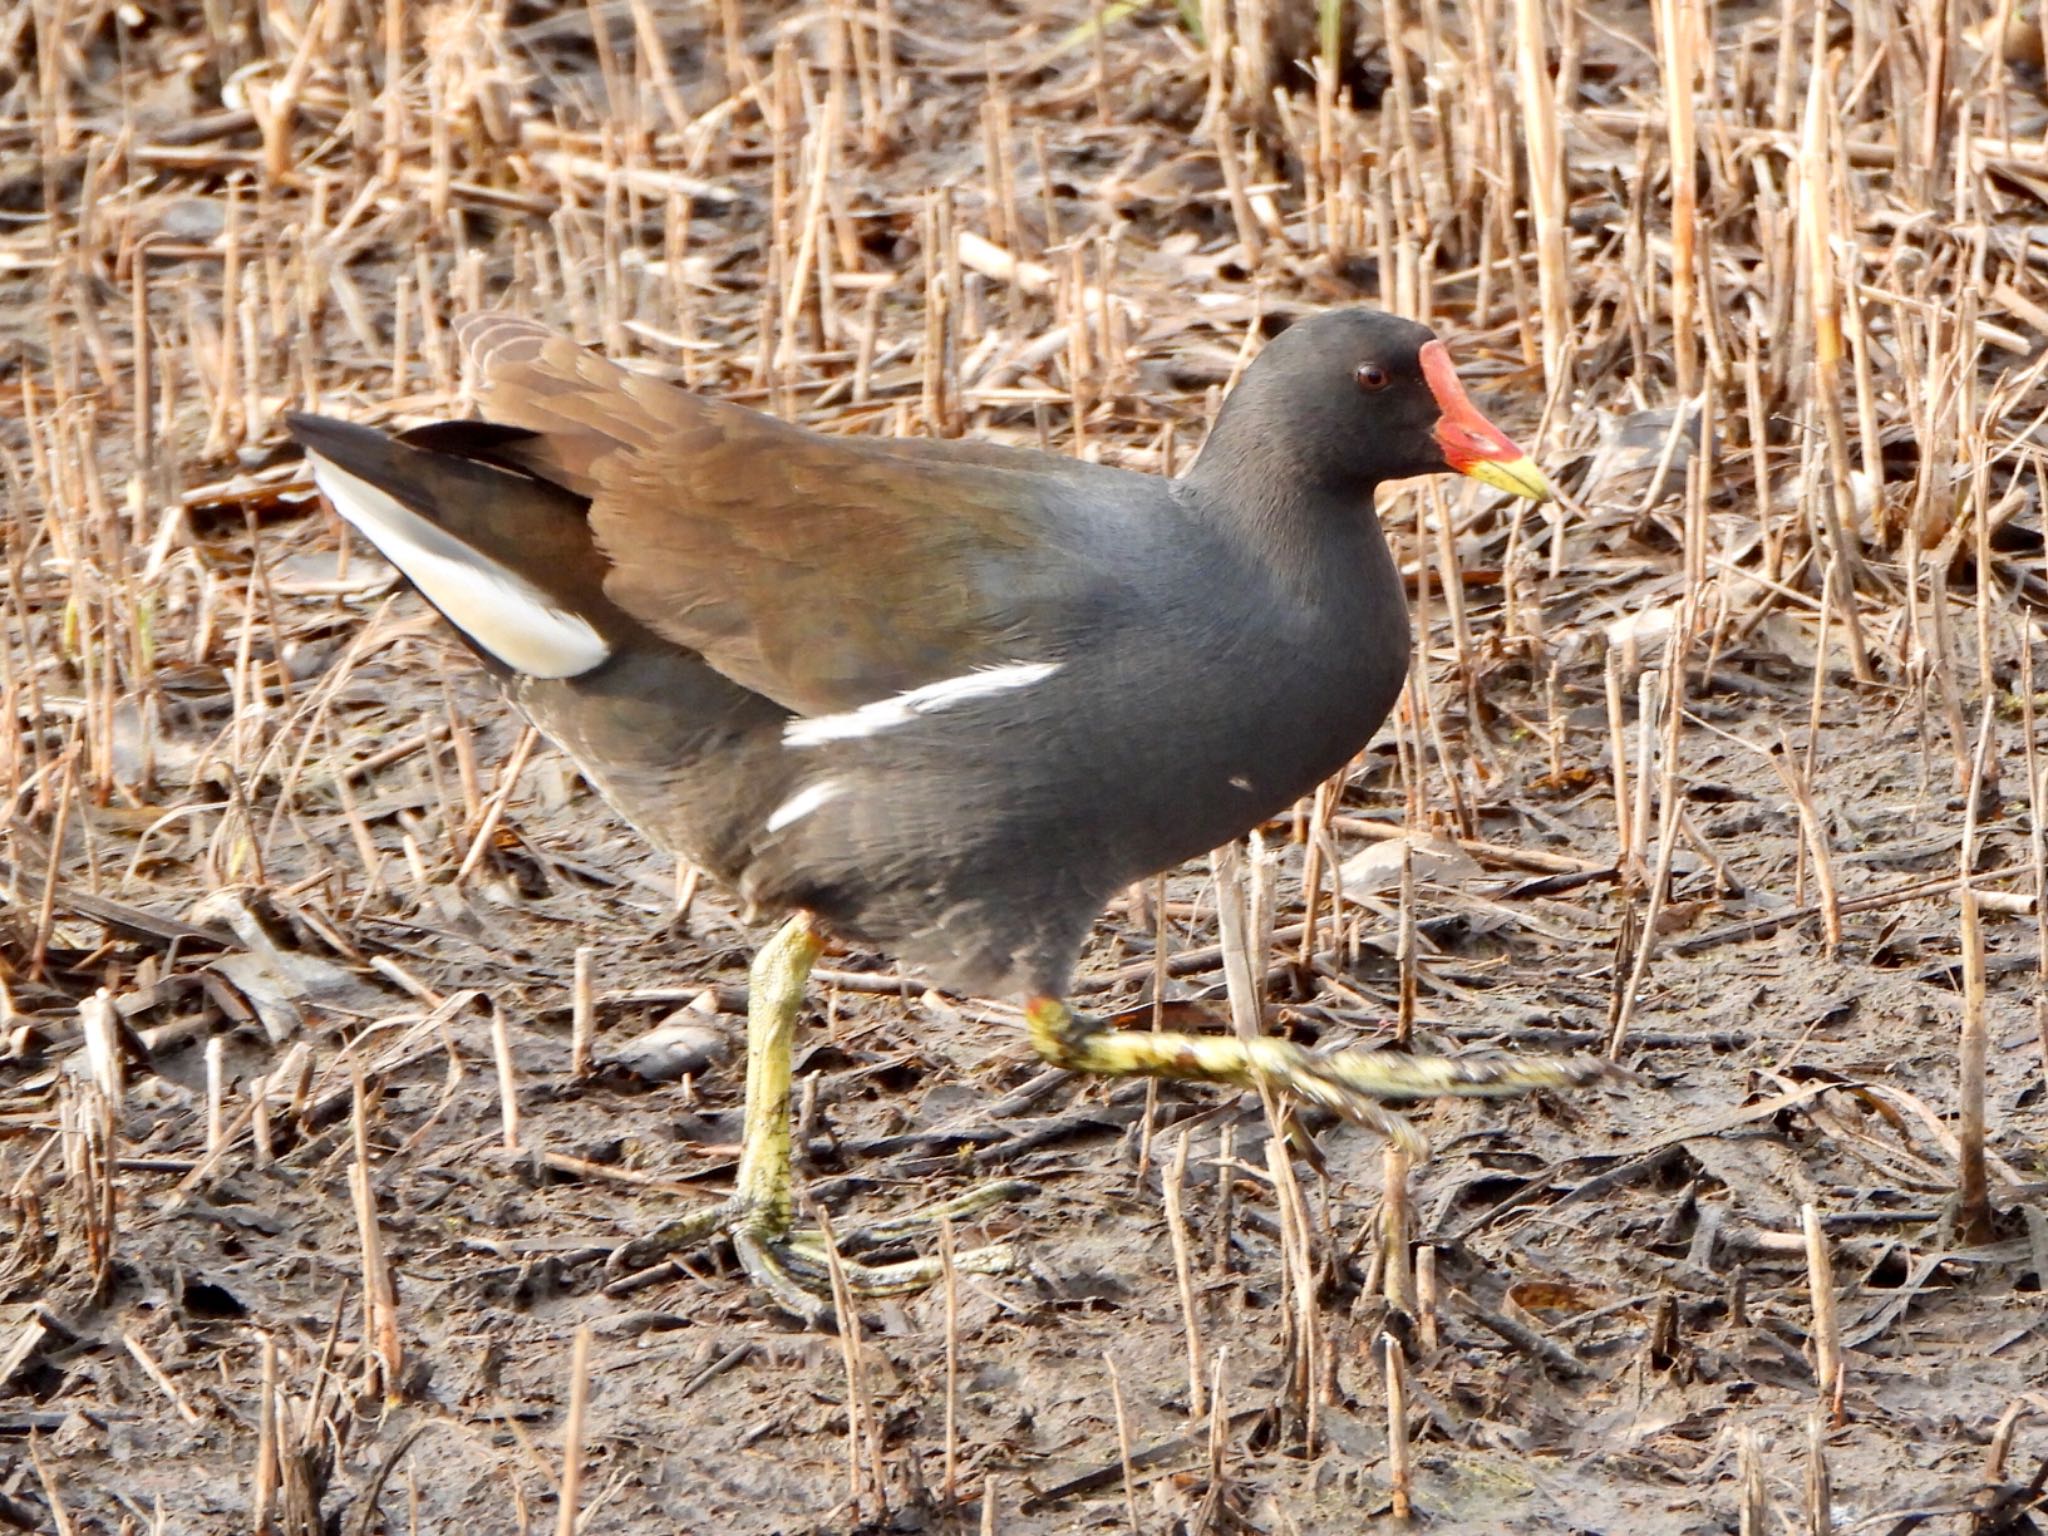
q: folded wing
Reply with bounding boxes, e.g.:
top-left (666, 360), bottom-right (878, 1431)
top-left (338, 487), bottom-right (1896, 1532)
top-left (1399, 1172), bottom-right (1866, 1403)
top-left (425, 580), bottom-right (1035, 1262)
top-left (457, 314), bottom-right (1109, 715)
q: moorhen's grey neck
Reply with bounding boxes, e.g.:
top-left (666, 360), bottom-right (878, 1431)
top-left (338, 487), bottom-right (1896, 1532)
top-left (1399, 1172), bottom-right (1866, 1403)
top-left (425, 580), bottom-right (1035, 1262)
top-left (286, 306), bottom-right (1593, 1325)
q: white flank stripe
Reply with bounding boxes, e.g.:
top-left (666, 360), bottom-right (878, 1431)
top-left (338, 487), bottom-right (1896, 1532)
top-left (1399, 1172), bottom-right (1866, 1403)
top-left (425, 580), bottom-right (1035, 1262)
top-left (784, 661), bottom-right (1060, 748)
top-left (765, 779), bottom-right (844, 833)
top-left (309, 455), bottom-right (610, 680)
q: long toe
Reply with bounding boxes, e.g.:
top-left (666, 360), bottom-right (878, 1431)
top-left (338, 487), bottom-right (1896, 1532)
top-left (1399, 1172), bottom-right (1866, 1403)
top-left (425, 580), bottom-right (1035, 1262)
top-left (733, 1230), bottom-right (840, 1328)
top-left (1306, 1046), bottom-right (1615, 1102)
top-left (830, 1179), bottom-right (1036, 1252)
top-left (603, 1181), bottom-right (1028, 1319)
top-left (745, 1231), bottom-right (1020, 1327)
top-left (603, 1199), bottom-right (742, 1286)
top-left (1285, 1045), bottom-right (1613, 1153)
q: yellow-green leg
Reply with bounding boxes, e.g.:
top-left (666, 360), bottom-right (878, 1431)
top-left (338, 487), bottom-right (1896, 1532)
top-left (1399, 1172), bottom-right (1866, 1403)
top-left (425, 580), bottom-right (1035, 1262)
top-left (1024, 997), bottom-right (1608, 1156)
top-left (605, 914), bottom-right (1024, 1324)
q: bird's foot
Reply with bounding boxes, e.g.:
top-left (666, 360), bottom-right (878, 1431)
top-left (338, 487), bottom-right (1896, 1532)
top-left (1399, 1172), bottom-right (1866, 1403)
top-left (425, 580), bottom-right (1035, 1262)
top-left (1026, 996), bottom-right (1612, 1156)
top-left (602, 1179), bottom-right (1029, 1324)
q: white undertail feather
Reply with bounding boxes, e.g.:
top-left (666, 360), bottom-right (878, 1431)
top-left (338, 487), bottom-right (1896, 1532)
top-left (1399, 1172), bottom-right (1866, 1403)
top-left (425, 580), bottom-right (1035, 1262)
top-left (784, 662), bottom-right (1061, 747)
top-left (308, 455), bottom-right (610, 679)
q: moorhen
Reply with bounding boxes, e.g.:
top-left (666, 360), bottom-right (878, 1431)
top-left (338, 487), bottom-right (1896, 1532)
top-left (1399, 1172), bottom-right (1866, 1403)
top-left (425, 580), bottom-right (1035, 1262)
top-left (288, 306), bottom-right (1598, 1322)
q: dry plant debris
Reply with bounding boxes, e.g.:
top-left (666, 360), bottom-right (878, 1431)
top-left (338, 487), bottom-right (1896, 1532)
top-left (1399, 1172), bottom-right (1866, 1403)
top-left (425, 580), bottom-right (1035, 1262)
top-left (2, 0), bottom-right (2046, 1531)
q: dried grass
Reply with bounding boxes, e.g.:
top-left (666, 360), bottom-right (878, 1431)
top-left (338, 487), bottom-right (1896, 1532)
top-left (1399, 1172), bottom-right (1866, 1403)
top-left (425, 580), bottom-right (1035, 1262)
top-left (3, 0), bottom-right (2046, 1530)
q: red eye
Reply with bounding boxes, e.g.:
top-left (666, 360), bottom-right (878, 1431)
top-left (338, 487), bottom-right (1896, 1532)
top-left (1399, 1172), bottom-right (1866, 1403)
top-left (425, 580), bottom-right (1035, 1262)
top-left (1354, 363), bottom-right (1390, 392)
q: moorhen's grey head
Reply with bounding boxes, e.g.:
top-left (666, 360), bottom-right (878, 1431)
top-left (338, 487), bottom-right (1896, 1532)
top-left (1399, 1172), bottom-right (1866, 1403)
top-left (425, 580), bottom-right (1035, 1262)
top-left (1188, 309), bottom-right (1550, 506)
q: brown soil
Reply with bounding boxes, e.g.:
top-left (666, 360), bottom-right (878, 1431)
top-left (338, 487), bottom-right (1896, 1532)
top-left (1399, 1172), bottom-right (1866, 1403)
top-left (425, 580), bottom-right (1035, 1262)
top-left (3, 0), bottom-right (2045, 1533)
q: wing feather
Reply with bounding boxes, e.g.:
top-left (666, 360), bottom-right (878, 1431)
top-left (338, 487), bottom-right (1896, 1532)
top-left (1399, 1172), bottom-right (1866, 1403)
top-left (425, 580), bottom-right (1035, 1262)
top-left (454, 313), bottom-right (1099, 714)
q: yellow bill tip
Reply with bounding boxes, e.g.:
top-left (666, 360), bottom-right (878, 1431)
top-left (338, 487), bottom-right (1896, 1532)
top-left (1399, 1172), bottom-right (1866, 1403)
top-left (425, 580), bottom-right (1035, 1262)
top-left (1460, 454), bottom-right (1553, 503)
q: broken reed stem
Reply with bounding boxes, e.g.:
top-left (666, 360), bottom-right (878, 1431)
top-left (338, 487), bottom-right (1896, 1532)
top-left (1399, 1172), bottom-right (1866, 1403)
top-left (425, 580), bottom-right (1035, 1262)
top-left (1380, 1144), bottom-right (1413, 1316)
top-left (490, 1004), bottom-right (522, 1151)
top-left (1609, 660), bottom-right (1685, 1058)
top-left (940, 1215), bottom-right (961, 1508)
top-left (1103, 1352), bottom-right (1141, 1535)
top-left (350, 1066), bottom-right (402, 1402)
top-left (1414, 1245), bottom-right (1439, 1353)
top-left (248, 1073), bottom-right (274, 1171)
top-left (254, 1331), bottom-right (279, 1530)
top-left (1657, 0), bottom-right (1698, 397)
top-left (1514, 0), bottom-right (1570, 388)
top-left (123, 1330), bottom-right (203, 1425)
top-left (815, 1207), bottom-right (887, 1523)
top-left (555, 1325), bottom-right (591, 1536)
top-left (456, 725), bottom-right (539, 884)
top-left (1394, 838), bottom-right (1416, 1047)
top-left (1211, 1122), bottom-right (1235, 1274)
top-left (1206, 1346), bottom-right (1230, 1490)
top-left (1630, 669), bottom-right (1657, 880)
top-left (1802, 1201), bottom-right (1843, 1419)
top-left (1955, 694), bottom-right (1998, 1242)
top-left (2024, 624), bottom-right (2047, 972)
top-left (2026, 625), bottom-right (2048, 1102)
top-left (28, 1432), bottom-right (75, 1536)
top-left (1986, 1397), bottom-right (2029, 1485)
top-left (1163, 1129), bottom-right (1208, 1421)
top-left (31, 748), bottom-right (79, 981)
top-left (1737, 1424), bottom-right (1765, 1536)
top-left (1384, 1333), bottom-right (1412, 1520)
top-left (205, 1034), bottom-right (227, 1154)
top-left (1139, 870), bottom-right (1170, 1176)
top-left (1211, 837), bottom-right (1268, 1046)
top-left (571, 945), bottom-right (595, 1080)
top-left (1773, 734), bottom-right (1842, 957)
top-left (1604, 651), bottom-right (1634, 879)
top-left (1805, 1413), bottom-right (1833, 1536)
top-left (1264, 1131), bottom-right (1322, 1453)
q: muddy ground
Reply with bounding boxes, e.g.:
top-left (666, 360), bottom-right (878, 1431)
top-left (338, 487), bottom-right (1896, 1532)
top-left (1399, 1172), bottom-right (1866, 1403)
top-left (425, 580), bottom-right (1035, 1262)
top-left (3, 0), bottom-right (2046, 1532)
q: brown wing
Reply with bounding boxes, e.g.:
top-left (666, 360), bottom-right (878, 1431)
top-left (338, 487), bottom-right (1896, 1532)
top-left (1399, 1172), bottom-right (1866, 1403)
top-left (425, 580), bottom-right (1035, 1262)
top-left (456, 313), bottom-right (1085, 715)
